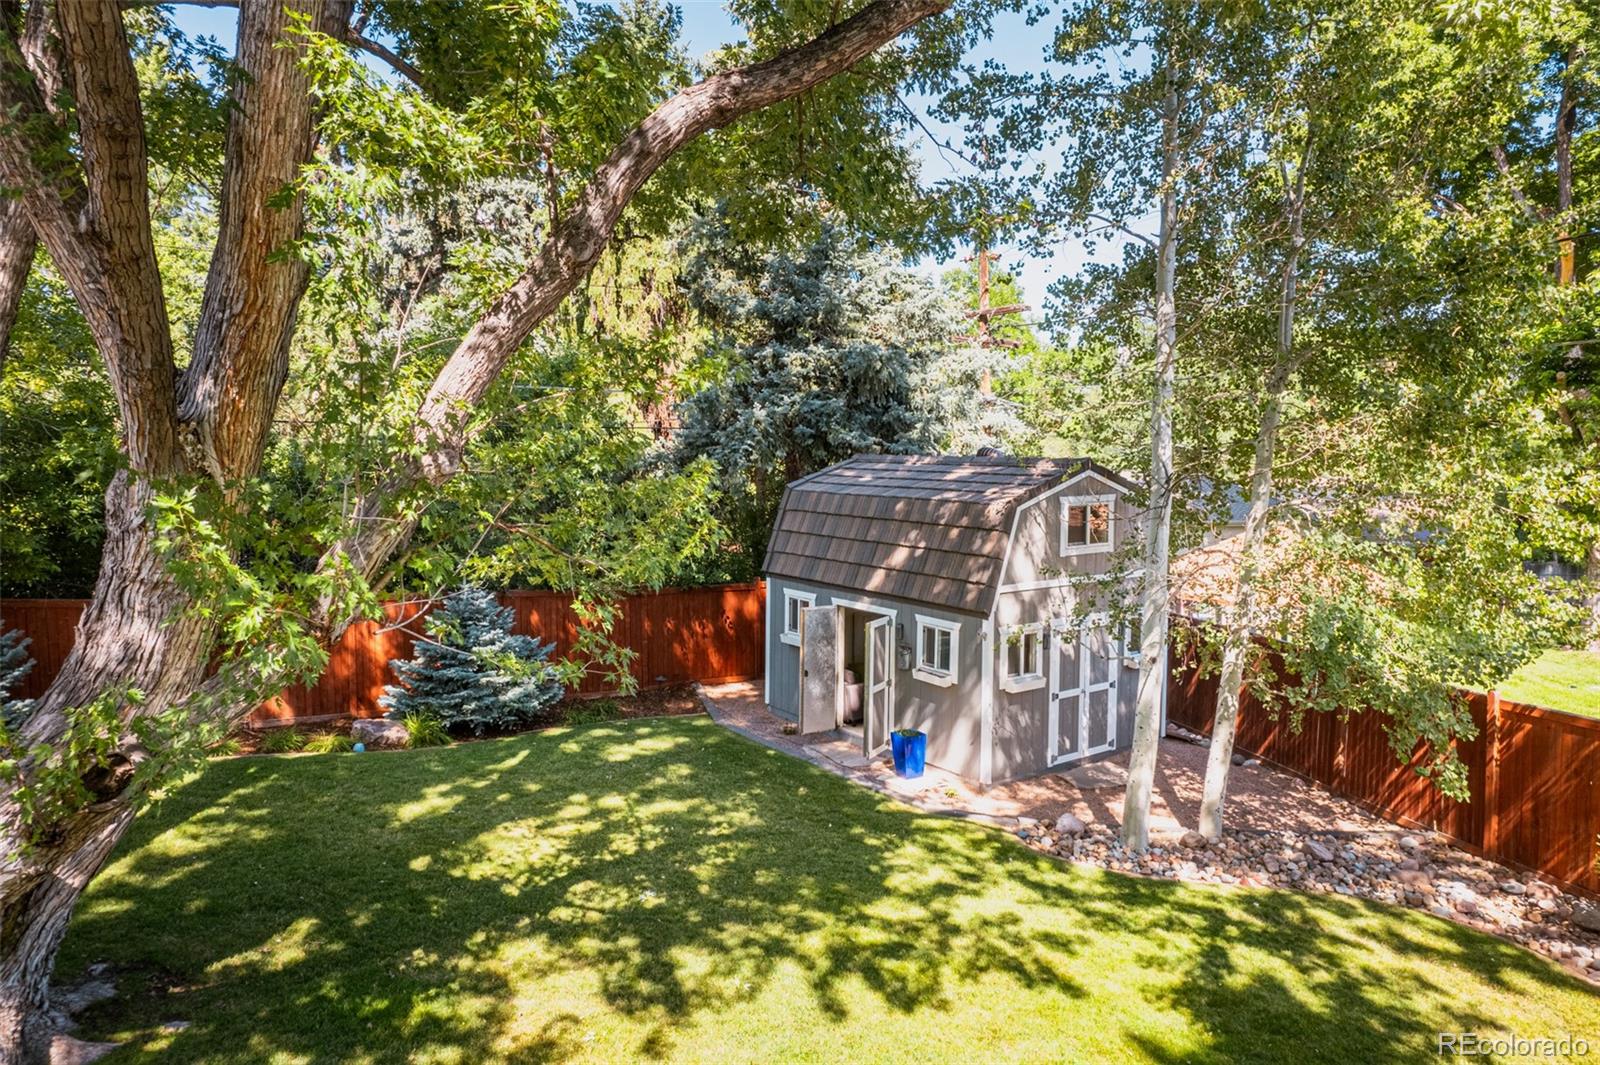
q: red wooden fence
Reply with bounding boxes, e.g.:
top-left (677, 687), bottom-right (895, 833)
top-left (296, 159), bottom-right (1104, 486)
top-left (1, 583), bottom-right (767, 727)
top-left (1166, 639), bottom-right (1600, 897)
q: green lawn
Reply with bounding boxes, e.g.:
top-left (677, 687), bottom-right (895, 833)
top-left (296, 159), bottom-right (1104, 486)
top-left (63, 717), bottom-right (1598, 1064)
top-left (1498, 649), bottom-right (1600, 719)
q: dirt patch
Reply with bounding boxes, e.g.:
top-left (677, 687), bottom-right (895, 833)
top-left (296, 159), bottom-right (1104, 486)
top-left (554, 683), bottom-right (703, 722)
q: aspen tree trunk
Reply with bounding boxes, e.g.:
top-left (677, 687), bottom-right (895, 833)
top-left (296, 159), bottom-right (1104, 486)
top-left (1197, 141), bottom-right (1310, 841)
top-left (1121, 77), bottom-right (1181, 853)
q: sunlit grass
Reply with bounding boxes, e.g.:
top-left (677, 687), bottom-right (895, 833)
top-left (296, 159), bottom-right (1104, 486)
top-left (62, 717), bottom-right (1599, 1063)
top-left (1499, 649), bottom-right (1600, 719)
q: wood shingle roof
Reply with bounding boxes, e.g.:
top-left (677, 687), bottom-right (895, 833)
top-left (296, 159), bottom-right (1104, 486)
top-left (763, 454), bottom-right (1133, 614)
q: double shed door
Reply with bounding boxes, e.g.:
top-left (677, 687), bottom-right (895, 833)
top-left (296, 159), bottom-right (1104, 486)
top-left (1048, 615), bottom-right (1118, 765)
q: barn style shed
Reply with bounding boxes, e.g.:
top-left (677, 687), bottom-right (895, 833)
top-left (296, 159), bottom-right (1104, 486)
top-left (762, 453), bottom-right (1156, 785)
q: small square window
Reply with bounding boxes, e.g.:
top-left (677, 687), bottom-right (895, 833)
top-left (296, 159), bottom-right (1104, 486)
top-left (913, 615), bottom-right (959, 687)
top-left (1062, 496), bottom-right (1115, 555)
top-left (780, 590), bottom-right (816, 646)
top-left (1002, 623), bottom-right (1046, 693)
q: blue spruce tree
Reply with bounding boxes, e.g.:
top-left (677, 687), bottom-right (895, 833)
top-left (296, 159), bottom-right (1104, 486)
top-left (381, 587), bottom-right (565, 735)
top-left (0, 623), bottom-right (36, 726)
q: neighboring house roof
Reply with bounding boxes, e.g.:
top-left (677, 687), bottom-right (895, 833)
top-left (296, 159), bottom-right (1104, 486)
top-left (763, 453), bottom-right (1135, 615)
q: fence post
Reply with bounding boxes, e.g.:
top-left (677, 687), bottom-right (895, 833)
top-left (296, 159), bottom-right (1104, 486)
top-left (1483, 690), bottom-right (1501, 854)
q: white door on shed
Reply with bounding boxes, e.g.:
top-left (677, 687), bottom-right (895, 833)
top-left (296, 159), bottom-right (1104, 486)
top-left (1048, 615), bottom-right (1117, 764)
top-left (798, 605), bottom-right (839, 734)
top-left (864, 614), bottom-right (895, 755)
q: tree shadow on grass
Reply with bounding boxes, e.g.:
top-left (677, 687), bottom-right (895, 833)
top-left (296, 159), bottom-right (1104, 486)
top-left (59, 718), bottom-right (1600, 1063)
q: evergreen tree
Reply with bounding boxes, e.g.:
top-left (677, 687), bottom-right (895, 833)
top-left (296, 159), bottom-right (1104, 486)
top-left (381, 587), bottom-right (565, 735)
top-left (0, 624), bottom-right (35, 726)
top-left (671, 218), bottom-right (1003, 572)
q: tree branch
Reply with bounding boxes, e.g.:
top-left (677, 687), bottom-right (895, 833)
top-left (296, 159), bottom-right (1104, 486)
top-left (179, 0), bottom-right (354, 482)
top-left (1490, 143), bottom-right (1539, 223)
top-left (347, 27), bottom-right (421, 87)
top-left (318, 0), bottom-right (950, 610)
top-left (0, 1), bottom-right (184, 472)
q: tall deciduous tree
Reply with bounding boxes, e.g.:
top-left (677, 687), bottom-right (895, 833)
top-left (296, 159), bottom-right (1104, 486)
top-left (0, 1), bottom-right (954, 1057)
top-left (955, 0), bottom-right (1271, 851)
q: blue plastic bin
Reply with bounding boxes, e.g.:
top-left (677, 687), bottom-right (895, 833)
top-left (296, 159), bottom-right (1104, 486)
top-left (891, 730), bottom-right (926, 778)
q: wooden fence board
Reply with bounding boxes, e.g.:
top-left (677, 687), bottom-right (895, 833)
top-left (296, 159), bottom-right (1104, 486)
top-left (1, 584), bottom-right (766, 726)
top-left (1167, 636), bottom-right (1600, 897)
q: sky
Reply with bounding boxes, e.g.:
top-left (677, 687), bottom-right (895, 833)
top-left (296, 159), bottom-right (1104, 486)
top-left (170, 2), bottom-right (1139, 324)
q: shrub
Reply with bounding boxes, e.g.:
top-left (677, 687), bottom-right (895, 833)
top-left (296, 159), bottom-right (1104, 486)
top-left (564, 698), bottom-right (620, 727)
top-left (401, 713), bottom-right (449, 749)
top-left (259, 727), bottom-right (307, 754)
top-left (380, 586), bottom-right (565, 736)
top-left (208, 738), bottom-right (243, 758)
top-left (304, 733), bottom-right (354, 754)
top-left (0, 624), bottom-right (35, 726)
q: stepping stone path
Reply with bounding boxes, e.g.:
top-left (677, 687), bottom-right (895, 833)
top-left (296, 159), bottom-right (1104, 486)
top-left (1014, 820), bottom-right (1600, 986)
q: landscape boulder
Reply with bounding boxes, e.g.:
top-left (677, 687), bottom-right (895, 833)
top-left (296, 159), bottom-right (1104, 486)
top-left (352, 718), bottom-right (409, 749)
top-left (1571, 901), bottom-right (1600, 935)
top-left (1055, 812), bottom-right (1087, 836)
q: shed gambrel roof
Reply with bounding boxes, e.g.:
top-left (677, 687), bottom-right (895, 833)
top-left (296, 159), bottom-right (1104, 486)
top-left (762, 454), bottom-right (1136, 615)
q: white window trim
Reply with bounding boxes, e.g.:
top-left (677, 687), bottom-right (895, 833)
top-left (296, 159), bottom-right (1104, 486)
top-left (912, 614), bottom-right (960, 687)
top-left (780, 590), bottom-right (816, 646)
top-left (1060, 494), bottom-right (1116, 556)
top-left (1000, 622), bottom-right (1047, 693)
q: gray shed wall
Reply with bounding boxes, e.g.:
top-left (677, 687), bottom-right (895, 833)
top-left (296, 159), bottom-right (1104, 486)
top-left (1002, 473), bottom-right (1138, 588)
top-left (764, 575), bottom-right (985, 779)
top-left (991, 585), bottom-right (1139, 781)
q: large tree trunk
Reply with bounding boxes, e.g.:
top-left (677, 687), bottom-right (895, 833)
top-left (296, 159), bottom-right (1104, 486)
top-left (0, 197), bottom-right (34, 371)
top-left (0, 475), bottom-right (212, 1062)
top-left (1121, 76), bottom-right (1181, 854)
top-left (0, 2), bottom-right (950, 1058)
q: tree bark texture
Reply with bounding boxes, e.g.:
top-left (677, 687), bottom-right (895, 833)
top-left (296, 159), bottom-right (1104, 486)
top-left (0, 196), bottom-right (33, 371)
top-left (0, 2), bottom-right (950, 1059)
top-left (1122, 78), bottom-right (1181, 854)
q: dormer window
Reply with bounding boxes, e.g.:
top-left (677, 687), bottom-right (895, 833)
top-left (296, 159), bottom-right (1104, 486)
top-left (1061, 495), bottom-right (1115, 555)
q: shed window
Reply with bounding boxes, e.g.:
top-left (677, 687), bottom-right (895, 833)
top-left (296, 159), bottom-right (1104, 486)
top-left (780, 590), bottom-right (816, 646)
top-left (1001, 623), bottom-right (1046, 693)
top-left (1061, 495), bottom-right (1115, 555)
top-left (913, 615), bottom-right (959, 687)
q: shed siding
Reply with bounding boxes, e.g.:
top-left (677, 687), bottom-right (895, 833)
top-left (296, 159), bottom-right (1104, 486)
top-left (1001, 473), bottom-right (1139, 589)
top-left (764, 575), bottom-right (984, 779)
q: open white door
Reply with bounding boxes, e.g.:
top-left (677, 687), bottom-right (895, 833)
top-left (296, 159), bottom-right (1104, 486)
top-left (798, 605), bottom-right (838, 734)
top-left (864, 615), bottom-right (894, 755)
